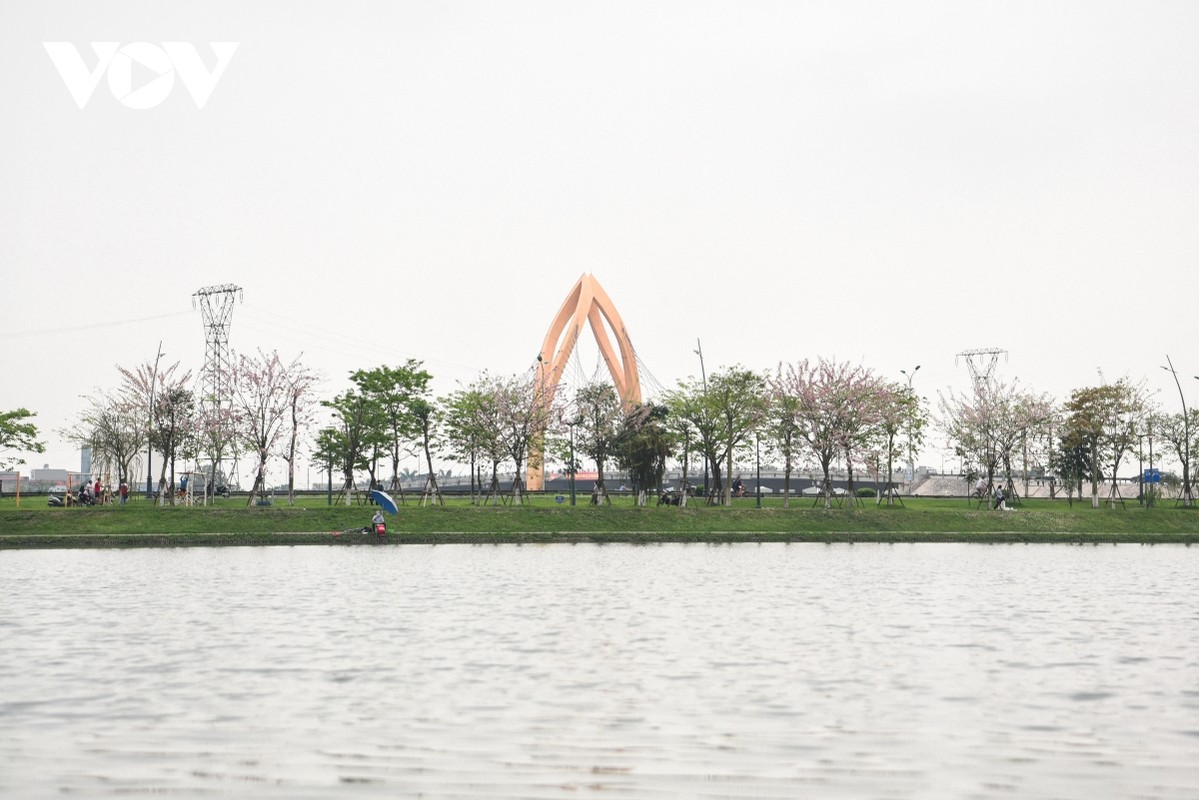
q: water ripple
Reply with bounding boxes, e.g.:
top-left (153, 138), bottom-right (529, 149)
top-left (1, 543), bottom-right (1197, 798)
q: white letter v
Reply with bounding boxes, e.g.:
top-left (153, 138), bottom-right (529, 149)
top-left (43, 42), bottom-right (119, 109)
top-left (165, 42), bottom-right (239, 109)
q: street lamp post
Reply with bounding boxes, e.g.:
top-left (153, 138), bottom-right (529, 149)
top-left (1137, 431), bottom-right (1144, 505)
top-left (1160, 356), bottom-right (1193, 506)
top-left (145, 342), bottom-right (164, 500)
top-left (694, 338), bottom-right (709, 499)
top-left (755, 434), bottom-right (762, 508)
top-left (900, 365), bottom-right (920, 488)
top-left (568, 416), bottom-right (581, 506)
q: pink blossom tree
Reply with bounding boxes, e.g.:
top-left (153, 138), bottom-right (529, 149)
top-left (282, 364), bottom-right (320, 504)
top-left (116, 360), bottom-right (192, 504)
top-left (62, 393), bottom-right (144, 488)
top-left (225, 349), bottom-right (305, 506)
top-left (492, 372), bottom-right (557, 504)
top-left (779, 358), bottom-right (884, 509)
top-left (765, 366), bottom-right (802, 507)
top-left (941, 374), bottom-right (1052, 507)
top-left (442, 378), bottom-right (503, 505)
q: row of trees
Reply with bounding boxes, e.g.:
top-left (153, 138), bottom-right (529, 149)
top-left (45, 351), bottom-right (1199, 511)
top-left (943, 370), bottom-right (1198, 508)
top-left (64, 350), bottom-right (318, 506)
top-left (660, 363), bottom-right (925, 507)
top-left (308, 359), bottom-right (926, 509)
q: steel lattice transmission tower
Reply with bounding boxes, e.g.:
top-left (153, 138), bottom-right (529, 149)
top-left (193, 284), bottom-right (243, 489)
top-left (193, 284), bottom-right (243, 405)
top-left (956, 347), bottom-right (1008, 389)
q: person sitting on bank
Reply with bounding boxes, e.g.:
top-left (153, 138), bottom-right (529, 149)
top-left (368, 509), bottom-right (385, 534)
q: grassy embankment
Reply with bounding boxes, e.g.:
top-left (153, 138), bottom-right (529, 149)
top-left (1, 493), bottom-right (1197, 548)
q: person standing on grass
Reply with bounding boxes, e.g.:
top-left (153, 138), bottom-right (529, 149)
top-left (119, 480), bottom-right (129, 505)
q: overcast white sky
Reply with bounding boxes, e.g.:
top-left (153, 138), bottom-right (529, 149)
top-left (2, 1), bottom-right (1197, 482)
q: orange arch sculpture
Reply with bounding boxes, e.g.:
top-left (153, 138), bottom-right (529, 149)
top-left (527, 273), bottom-right (643, 491)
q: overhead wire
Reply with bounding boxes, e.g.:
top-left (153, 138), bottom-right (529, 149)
top-left (0, 311), bottom-right (193, 339)
top-left (238, 303), bottom-right (488, 377)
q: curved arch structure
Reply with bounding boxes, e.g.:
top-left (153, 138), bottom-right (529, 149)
top-left (527, 273), bottom-right (643, 491)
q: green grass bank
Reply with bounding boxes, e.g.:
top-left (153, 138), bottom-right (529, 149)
top-left (1, 494), bottom-right (1197, 548)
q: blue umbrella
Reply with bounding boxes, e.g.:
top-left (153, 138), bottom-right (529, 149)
top-left (370, 490), bottom-right (400, 515)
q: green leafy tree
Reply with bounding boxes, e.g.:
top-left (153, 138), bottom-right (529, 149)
top-left (315, 387), bottom-right (376, 502)
top-left (1062, 379), bottom-right (1146, 508)
top-left (1051, 434), bottom-right (1093, 506)
top-left (875, 383), bottom-right (925, 506)
top-left (613, 403), bottom-right (673, 506)
top-left (442, 382), bottom-right (498, 504)
top-left (0, 408), bottom-right (44, 470)
top-left (352, 361), bottom-right (433, 492)
top-left (665, 377), bottom-right (723, 503)
top-left (666, 368), bottom-right (766, 505)
top-left (411, 397), bottom-right (444, 504)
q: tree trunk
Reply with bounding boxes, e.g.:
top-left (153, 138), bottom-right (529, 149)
top-left (882, 446), bottom-right (894, 507)
top-left (287, 405), bottom-right (299, 505)
top-left (246, 446), bottom-right (267, 507)
top-left (725, 448), bottom-right (734, 506)
top-left (592, 458), bottom-right (609, 505)
top-left (783, 455), bottom-right (792, 509)
top-left (469, 454), bottom-right (477, 505)
top-left (511, 457), bottom-right (525, 505)
top-left (157, 460), bottom-right (169, 507)
top-left (845, 447), bottom-right (856, 503)
top-left (821, 457), bottom-right (833, 510)
top-left (420, 436), bottom-right (442, 506)
top-left (680, 433), bottom-right (689, 508)
top-left (708, 455), bottom-right (724, 506)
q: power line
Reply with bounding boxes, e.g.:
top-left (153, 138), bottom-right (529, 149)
top-left (239, 304), bottom-right (486, 376)
top-left (0, 311), bottom-right (192, 339)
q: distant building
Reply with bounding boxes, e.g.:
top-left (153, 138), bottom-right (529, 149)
top-left (30, 468), bottom-right (69, 484)
top-left (81, 447), bottom-right (92, 476)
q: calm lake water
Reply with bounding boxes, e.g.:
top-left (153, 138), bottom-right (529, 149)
top-left (1, 543), bottom-right (1197, 799)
